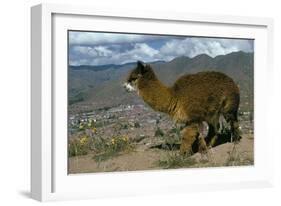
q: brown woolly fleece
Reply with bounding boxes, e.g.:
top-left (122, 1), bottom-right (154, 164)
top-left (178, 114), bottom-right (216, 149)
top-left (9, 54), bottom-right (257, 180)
top-left (126, 61), bottom-right (241, 154)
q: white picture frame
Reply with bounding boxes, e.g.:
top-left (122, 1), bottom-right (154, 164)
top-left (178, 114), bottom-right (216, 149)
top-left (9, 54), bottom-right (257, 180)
top-left (31, 3), bottom-right (274, 202)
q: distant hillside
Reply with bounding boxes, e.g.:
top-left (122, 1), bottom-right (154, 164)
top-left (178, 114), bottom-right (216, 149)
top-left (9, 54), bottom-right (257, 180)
top-left (68, 51), bottom-right (254, 114)
top-left (70, 62), bottom-right (136, 72)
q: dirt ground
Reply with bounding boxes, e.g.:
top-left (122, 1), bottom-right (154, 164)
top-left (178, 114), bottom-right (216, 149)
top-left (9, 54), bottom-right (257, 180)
top-left (68, 133), bottom-right (254, 174)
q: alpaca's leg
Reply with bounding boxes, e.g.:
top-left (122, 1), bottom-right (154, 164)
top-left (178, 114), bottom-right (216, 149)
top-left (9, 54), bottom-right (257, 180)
top-left (207, 123), bottom-right (218, 148)
top-left (198, 135), bottom-right (208, 154)
top-left (198, 122), bottom-right (209, 154)
top-left (209, 134), bottom-right (218, 148)
top-left (218, 114), bottom-right (225, 133)
top-left (224, 111), bottom-right (242, 143)
top-left (180, 123), bottom-right (199, 155)
top-left (222, 95), bottom-right (241, 142)
top-left (230, 120), bottom-right (242, 143)
top-left (207, 115), bottom-right (220, 148)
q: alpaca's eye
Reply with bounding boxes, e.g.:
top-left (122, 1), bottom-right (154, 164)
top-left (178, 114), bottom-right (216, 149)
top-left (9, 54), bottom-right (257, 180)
top-left (129, 77), bottom-right (137, 82)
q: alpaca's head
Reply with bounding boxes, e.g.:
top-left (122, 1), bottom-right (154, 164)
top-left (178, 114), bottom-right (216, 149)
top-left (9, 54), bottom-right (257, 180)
top-left (123, 61), bottom-right (155, 93)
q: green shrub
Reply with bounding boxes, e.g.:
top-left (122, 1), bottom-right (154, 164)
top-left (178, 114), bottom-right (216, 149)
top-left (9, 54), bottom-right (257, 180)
top-left (134, 122), bottom-right (141, 128)
top-left (155, 127), bottom-right (164, 137)
top-left (158, 152), bottom-right (196, 169)
top-left (93, 135), bottom-right (134, 162)
top-left (68, 135), bottom-right (90, 157)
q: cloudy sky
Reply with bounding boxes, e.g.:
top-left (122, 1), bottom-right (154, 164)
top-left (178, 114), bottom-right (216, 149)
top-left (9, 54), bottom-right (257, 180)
top-left (69, 31), bottom-right (254, 66)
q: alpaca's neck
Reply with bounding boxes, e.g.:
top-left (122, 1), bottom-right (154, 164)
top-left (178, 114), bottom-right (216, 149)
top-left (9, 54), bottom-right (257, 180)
top-left (138, 78), bottom-right (173, 113)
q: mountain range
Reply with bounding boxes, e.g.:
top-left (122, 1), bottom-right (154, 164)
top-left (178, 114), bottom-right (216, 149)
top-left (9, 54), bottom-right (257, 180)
top-left (68, 51), bottom-right (254, 114)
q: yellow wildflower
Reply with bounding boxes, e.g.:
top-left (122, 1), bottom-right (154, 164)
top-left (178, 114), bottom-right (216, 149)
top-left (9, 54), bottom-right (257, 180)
top-left (80, 136), bottom-right (88, 145)
top-left (91, 127), bottom-right (97, 133)
top-left (111, 138), bottom-right (116, 145)
top-left (79, 122), bottom-right (84, 130)
top-left (122, 135), bottom-right (129, 142)
top-left (88, 119), bottom-right (94, 128)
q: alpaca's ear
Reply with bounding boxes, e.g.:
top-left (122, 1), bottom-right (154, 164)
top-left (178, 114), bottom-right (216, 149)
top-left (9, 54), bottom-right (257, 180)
top-left (137, 61), bottom-right (148, 74)
top-left (137, 61), bottom-right (145, 69)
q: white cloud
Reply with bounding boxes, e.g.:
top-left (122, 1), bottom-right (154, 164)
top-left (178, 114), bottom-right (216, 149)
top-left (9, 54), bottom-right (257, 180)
top-left (160, 38), bottom-right (253, 60)
top-left (69, 32), bottom-right (165, 46)
top-left (70, 43), bottom-right (161, 65)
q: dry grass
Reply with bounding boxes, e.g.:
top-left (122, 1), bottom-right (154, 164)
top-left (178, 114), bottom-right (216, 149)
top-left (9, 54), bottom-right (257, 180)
top-left (158, 151), bottom-right (196, 169)
top-left (92, 135), bottom-right (134, 163)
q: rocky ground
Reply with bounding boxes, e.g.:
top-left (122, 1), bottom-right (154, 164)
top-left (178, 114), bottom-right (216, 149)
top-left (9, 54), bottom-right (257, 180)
top-left (68, 132), bottom-right (254, 174)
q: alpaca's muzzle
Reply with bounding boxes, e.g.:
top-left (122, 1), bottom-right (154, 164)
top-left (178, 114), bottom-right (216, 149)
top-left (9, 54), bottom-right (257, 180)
top-left (123, 82), bottom-right (136, 92)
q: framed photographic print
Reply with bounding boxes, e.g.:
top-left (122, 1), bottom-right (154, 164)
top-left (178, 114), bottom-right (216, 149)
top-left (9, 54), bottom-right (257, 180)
top-left (31, 3), bottom-right (274, 201)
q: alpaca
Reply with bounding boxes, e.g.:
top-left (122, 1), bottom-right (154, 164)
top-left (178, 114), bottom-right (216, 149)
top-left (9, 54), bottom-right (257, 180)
top-left (124, 61), bottom-right (241, 155)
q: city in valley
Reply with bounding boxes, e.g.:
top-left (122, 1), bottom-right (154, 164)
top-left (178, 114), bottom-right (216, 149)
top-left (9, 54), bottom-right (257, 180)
top-left (68, 102), bottom-right (254, 174)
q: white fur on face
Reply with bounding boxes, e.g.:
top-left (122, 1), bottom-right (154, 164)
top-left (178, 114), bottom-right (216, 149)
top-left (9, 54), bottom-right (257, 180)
top-left (123, 82), bottom-right (136, 92)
